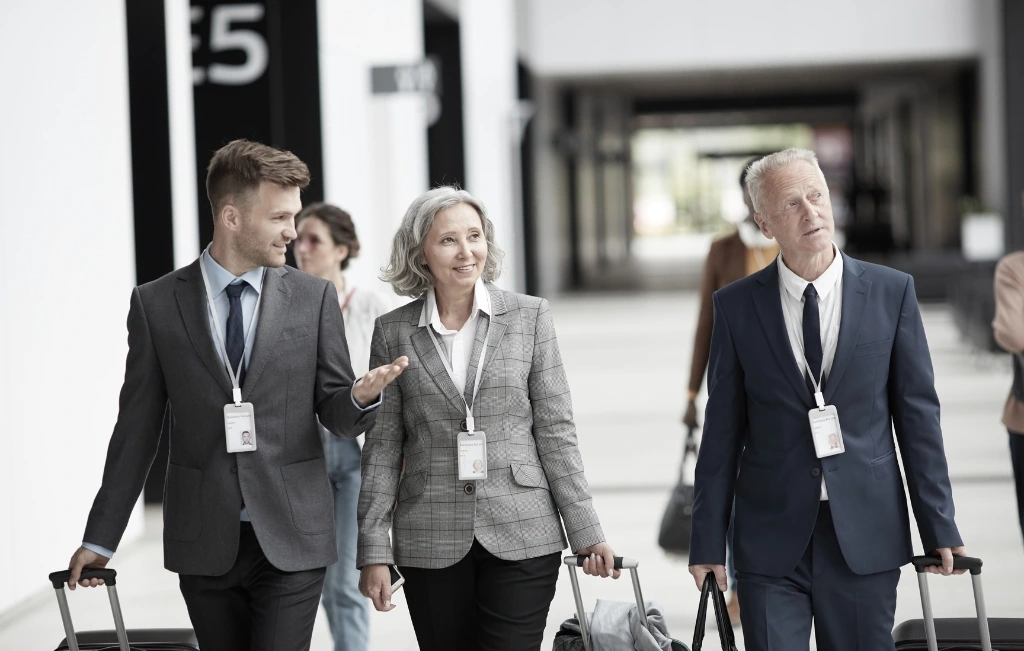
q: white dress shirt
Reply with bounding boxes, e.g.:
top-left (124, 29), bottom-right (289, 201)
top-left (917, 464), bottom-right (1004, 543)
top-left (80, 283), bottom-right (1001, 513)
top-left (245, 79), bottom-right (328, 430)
top-left (419, 279), bottom-right (492, 394)
top-left (777, 244), bottom-right (844, 500)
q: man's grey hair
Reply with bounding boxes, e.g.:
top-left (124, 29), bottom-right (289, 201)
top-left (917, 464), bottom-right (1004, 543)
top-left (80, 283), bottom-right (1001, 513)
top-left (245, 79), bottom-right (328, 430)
top-left (381, 186), bottom-right (505, 298)
top-left (744, 148), bottom-right (827, 217)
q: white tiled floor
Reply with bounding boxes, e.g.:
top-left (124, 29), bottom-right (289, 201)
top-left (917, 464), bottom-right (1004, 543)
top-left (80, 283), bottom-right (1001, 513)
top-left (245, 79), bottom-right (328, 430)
top-left (2, 292), bottom-right (1021, 651)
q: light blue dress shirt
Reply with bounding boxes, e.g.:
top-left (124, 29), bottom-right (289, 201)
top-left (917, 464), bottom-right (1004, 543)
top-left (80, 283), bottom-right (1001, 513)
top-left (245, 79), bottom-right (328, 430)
top-left (84, 251), bottom-right (378, 558)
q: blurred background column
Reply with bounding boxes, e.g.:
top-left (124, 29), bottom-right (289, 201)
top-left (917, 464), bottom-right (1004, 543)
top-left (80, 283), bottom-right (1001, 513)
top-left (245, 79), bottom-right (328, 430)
top-left (0, 0), bottom-right (141, 613)
top-left (460, 0), bottom-right (523, 291)
top-left (318, 0), bottom-right (429, 295)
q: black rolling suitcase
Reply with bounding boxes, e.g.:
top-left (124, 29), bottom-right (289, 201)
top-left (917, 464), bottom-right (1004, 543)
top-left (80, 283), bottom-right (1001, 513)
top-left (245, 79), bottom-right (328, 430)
top-left (48, 567), bottom-right (199, 651)
top-left (893, 554), bottom-right (1024, 650)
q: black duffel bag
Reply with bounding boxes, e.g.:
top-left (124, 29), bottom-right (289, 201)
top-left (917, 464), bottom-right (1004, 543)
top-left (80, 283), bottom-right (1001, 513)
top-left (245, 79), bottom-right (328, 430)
top-left (657, 425), bottom-right (698, 554)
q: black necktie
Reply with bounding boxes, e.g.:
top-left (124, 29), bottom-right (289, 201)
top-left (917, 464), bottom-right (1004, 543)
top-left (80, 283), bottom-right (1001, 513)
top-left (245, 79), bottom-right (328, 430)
top-left (803, 284), bottom-right (823, 394)
top-left (225, 281), bottom-right (248, 386)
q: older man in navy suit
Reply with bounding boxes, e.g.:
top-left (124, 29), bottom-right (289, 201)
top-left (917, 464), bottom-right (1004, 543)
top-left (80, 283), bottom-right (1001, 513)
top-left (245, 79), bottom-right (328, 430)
top-left (688, 149), bottom-right (966, 650)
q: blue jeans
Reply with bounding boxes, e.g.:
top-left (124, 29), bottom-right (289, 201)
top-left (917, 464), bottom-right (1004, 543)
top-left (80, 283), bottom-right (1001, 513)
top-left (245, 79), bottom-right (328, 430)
top-left (321, 435), bottom-right (369, 651)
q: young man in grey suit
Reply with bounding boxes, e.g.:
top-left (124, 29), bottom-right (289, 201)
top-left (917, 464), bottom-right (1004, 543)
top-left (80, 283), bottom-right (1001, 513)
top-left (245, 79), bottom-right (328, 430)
top-left (65, 140), bottom-right (408, 651)
top-left (688, 149), bottom-right (967, 650)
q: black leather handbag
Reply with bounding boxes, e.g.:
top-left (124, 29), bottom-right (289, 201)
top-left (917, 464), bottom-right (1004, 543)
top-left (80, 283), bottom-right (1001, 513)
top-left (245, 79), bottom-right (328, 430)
top-left (657, 426), bottom-right (698, 554)
top-left (692, 573), bottom-right (739, 651)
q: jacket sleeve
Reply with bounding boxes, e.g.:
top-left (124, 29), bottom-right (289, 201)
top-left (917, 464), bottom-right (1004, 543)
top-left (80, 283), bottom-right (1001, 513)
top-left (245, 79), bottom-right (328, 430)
top-left (529, 299), bottom-right (605, 552)
top-left (356, 318), bottom-right (405, 567)
top-left (317, 281), bottom-right (378, 438)
top-left (83, 287), bottom-right (168, 552)
top-left (688, 244), bottom-right (719, 397)
top-left (993, 255), bottom-right (1024, 354)
top-left (889, 275), bottom-right (962, 552)
top-left (689, 292), bottom-right (746, 566)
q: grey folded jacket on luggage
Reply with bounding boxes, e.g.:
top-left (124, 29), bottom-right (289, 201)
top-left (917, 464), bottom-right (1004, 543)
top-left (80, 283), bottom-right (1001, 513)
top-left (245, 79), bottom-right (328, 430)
top-left (559, 599), bottom-right (682, 651)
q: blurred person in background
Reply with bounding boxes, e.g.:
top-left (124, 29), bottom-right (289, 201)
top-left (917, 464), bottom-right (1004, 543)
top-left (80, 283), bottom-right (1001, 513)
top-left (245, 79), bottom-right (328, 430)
top-left (992, 250), bottom-right (1024, 547)
top-left (294, 202), bottom-right (391, 651)
top-left (689, 149), bottom-right (965, 651)
top-left (357, 186), bottom-right (619, 651)
top-left (683, 158), bottom-right (777, 621)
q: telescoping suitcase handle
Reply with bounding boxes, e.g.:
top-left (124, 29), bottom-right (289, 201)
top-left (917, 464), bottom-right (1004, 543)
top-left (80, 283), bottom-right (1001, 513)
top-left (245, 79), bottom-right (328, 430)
top-left (911, 554), bottom-right (992, 651)
top-left (563, 555), bottom-right (646, 651)
top-left (48, 568), bottom-right (130, 651)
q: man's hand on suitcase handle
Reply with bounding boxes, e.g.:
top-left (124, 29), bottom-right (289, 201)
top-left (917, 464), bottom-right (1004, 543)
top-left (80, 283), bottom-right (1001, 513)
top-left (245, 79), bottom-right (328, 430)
top-left (689, 564), bottom-right (728, 592)
top-left (925, 546), bottom-right (968, 576)
top-left (67, 546), bottom-right (110, 590)
top-left (575, 542), bottom-right (621, 579)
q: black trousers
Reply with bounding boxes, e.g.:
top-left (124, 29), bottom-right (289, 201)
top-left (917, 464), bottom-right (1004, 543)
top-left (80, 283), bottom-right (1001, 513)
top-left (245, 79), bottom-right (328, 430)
top-left (737, 502), bottom-right (901, 651)
top-left (400, 539), bottom-right (562, 651)
top-left (1011, 431), bottom-right (1024, 546)
top-left (178, 522), bottom-right (326, 651)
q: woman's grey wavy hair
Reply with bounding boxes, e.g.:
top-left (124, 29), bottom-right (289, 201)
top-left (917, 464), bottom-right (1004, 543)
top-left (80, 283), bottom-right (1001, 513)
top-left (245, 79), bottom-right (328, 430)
top-left (381, 186), bottom-right (505, 298)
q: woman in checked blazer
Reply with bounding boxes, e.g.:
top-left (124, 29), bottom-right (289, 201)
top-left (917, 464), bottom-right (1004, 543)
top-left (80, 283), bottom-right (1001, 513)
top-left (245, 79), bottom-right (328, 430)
top-left (356, 186), bottom-right (618, 651)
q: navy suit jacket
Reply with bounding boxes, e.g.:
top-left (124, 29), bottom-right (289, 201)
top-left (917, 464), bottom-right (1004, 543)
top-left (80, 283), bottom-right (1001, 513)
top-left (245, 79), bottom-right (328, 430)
top-left (689, 253), bottom-right (962, 577)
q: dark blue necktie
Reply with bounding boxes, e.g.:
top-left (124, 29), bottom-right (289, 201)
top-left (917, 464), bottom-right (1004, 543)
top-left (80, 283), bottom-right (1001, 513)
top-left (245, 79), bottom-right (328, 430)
top-left (803, 284), bottom-right (823, 394)
top-left (225, 281), bottom-right (248, 386)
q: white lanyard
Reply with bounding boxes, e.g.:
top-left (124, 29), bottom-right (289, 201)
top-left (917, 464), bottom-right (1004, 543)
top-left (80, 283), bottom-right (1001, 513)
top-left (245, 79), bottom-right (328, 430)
top-left (785, 280), bottom-right (841, 410)
top-left (425, 316), bottom-right (489, 432)
top-left (199, 248), bottom-right (266, 406)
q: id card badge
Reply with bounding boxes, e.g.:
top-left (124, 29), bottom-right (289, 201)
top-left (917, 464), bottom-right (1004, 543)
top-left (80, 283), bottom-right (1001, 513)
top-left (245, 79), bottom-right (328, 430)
top-left (224, 402), bottom-right (257, 453)
top-left (457, 431), bottom-right (487, 480)
top-left (808, 405), bottom-right (844, 458)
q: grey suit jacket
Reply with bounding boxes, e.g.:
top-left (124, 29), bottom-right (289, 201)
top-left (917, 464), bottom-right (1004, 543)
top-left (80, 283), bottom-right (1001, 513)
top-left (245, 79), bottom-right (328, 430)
top-left (83, 259), bottom-right (376, 576)
top-left (356, 285), bottom-right (605, 569)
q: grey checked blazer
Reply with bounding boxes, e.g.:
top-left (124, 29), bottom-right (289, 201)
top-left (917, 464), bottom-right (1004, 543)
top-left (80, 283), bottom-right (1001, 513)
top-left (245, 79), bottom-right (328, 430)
top-left (356, 285), bottom-right (605, 569)
top-left (83, 260), bottom-right (375, 576)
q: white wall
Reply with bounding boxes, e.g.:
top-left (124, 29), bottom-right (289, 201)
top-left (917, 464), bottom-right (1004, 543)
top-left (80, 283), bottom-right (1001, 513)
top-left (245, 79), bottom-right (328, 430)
top-left (524, 0), bottom-right (982, 76)
top-left (461, 0), bottom-right (524, 291)
top-left (318, 0), bottom-right (429, 302)
top-left (0, 1), bottom-right (141, 613)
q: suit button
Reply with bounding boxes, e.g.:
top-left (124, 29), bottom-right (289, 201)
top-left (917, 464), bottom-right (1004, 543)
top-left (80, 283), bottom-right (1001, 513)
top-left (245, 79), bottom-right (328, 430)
top-left (464, 483), bottom-right (475, 495)
top-left (811, 468), bottom-right (821, 478)
top-left (460, 419), bottom-right (469, 432)
top-left (231, 466), bottom-right (238, 474)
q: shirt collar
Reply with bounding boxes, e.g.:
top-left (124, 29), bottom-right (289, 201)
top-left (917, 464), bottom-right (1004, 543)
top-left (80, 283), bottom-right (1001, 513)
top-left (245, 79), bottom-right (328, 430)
top-left (419, 278), bottom-right (492, 333)
top-left (201, 247), bottom-right (266, 298)
top-left (778, 244), bottom-right (844, 302)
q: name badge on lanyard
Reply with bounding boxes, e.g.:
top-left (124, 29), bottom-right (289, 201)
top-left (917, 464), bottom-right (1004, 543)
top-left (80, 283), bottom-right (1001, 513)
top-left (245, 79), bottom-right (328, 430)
top-left (802, 351), bottom-right (845, 459)
top-left (425, 316), bottom-right (489, 481)
top-left (199, 248), bottom-right (265, 454)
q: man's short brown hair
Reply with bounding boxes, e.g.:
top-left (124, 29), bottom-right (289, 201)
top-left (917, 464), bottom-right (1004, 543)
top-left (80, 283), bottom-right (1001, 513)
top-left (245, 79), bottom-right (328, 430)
top-left (206, 139), bottom-right (311, 222)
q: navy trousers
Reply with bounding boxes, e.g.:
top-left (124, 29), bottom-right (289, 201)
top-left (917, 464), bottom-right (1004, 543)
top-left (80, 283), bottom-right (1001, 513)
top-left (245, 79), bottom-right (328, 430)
top-left (736, 502), bottom-right (901, 651)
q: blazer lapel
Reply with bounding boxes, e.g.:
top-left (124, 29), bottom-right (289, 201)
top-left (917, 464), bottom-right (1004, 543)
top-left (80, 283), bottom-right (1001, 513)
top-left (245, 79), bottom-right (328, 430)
top-left (243, 266), bottom-right (290, 395)
top-left (823, 254), bottom-right (870, 404)
top-left (462, 286), bottom-right (510, 406)
top-left (411, 326), bottom-right (468, 414)
top-left (751, 261), bottom-right (814, 407)
top-left (175, 259), bottom-right (232, 394)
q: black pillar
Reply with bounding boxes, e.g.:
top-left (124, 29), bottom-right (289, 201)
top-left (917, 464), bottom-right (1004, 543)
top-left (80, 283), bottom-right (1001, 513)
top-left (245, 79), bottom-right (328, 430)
top-left (190, 0), bottom-right (325, 246)
top-left (1006, 0), bottom-right (1024, 250)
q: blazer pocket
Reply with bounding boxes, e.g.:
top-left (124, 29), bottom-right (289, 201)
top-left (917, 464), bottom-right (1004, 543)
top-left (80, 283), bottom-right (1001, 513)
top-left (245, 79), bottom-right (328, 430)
top-left (871, 449), bottom-right (899, 479)
top-left (281, 458), bottom-right (334, 535)
top-left (853, 338), bottom-right (891, 358)
top-left (164, 463), bottom-right (202, 542)
top-left (510, 462), bottom-right (550, 490)
top-left (398, 471), bottom-right (427, 502)
top-left (280, 327), bottom-right (314, 342)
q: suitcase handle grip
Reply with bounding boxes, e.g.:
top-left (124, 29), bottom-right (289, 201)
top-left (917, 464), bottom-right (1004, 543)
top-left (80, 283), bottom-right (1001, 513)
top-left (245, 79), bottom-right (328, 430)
top-left (49, 568), bottom-right (118, 590)
top-left (565, 555), bottom-right (637, 570)
top-left (911, 555), bottom-right (983, 575)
